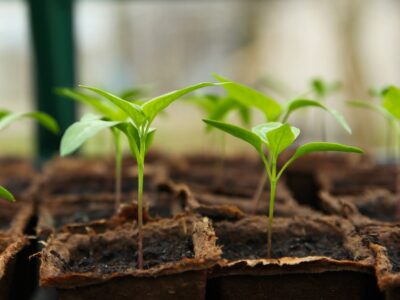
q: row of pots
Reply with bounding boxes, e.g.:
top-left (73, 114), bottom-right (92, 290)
top-left (0, 153), bottom-right (399, 299)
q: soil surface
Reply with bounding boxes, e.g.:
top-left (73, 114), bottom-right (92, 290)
top-left (48, 175), bottom-right (153, 196)
top-left (358, 201), bottom-right (400, 222)
top-left (53, 210), bottom-right (115, 229)
top-left (64, 229), bottom-right (194, 273)
top-left (215, 222), bottom-right (352, 261)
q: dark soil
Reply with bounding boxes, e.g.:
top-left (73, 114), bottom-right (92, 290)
top-left (215, 223), bottom-right (352, 261)
top-left (64, 231), bottom-right (194, 274)
top-left (358, 201), bottom-right (400, 222)
top-left (47, 174), bottom-right (154, 196)
top-left (285, 172), bottom-right (320, 209)
top-left (53, 210), bottom-right (115, 229)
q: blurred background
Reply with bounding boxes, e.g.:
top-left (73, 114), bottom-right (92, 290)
top-left (0, 0), bottom-right (399, 158)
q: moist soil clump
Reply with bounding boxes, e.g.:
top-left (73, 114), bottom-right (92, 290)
top-left (65, 229), bottom-right (194, 274)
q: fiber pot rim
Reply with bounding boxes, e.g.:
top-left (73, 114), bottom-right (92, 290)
top-left (0, 235), bottom-right (28, 279)
top-left (39, 215), bottom-right (222, 289)
top-left (211, 215), bottom-right (375, 276)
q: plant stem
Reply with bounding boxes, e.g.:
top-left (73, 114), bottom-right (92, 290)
top-left (267, 177), bottom-right (276, 258)
top-left (215, 132), bottom-right (226, 186)
top-left (266, 156), bottom-right (277, 258)
top-left (137, 155), bottom-right (144, 269)
top-left (253, 170), bottom-right (268, 213)
top-left (114, 131), bottom-right (122, 214)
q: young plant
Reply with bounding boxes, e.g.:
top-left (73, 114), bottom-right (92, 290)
top-left (348, 86), bottom-right (399, 161)
top-left (57, 87), bottom-right (148, 213)
top-left (0, 110), bottom-right (59, 202)
top-left (188, 93), bottom-right (251, 182)
top-left (212, 74), bottom-right (351, 208)
top-left (61, 82), bottom-right (224, 269)
top-left (203, 119), bottom-right (362, 257)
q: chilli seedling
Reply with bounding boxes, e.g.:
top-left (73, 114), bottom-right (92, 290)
top-left (212, 74), bottom-right (351, 208)
top-left (58, 87), bottom-right (148, 213)
top-left (204, 119), bottom-right (362, 257)
top-left (0, 109), bottom-right (59, 202)
top-left (188, 92), bottom-right (251, 183)
top-left (61, 81), bottom-right (224, 269)
top-left (348, 85), bottom-right (400, 161)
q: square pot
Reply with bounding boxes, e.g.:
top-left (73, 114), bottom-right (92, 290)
top-left (320, 189), bottom-right (400, 223)
top-left (39, 216), bottom-right (221, 300)
top-left (316, 164), bottom-right (398, 196)
top-left (37, 183), bottom-right (189, 240)
top-left (359, 223), bottom-right (400, 300)
top-left (207, 215), bottom-right (381, 300)
top-left (0, 234), bottom-right (28, 300)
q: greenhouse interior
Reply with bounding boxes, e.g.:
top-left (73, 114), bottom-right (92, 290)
top-left (1, 0), bottom-right (400, 299)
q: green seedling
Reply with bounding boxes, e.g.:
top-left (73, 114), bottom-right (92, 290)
top-left (61, 82), bottom-right (224, 269)
top-left (0, 110), bottom-right (59, 202)
top-left (188, 93), bottom-right (251, 183)
top-left (212, 74), bottom-right (351, 209)
top-left (204, 119), bottom-right (362, 257)
top-left (348, 86), bottom-right (400, 161)
top-left (57, 87), bottom-right (148, 213)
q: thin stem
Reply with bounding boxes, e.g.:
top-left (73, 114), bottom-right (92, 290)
top-left (114, 131), bottom-right (122, 214)
top-left (253, 170), bottom-right (268, 213)
top-left (137, 153), bottom-right (144, 270)
top-left (215, 132), bottom-right (226, 186)
top-left (267, 159), bottom-right (277, 258)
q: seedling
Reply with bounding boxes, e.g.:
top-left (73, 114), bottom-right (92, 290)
top-left (188, 93), bottom-right (251, 182)
top-left (204, 119), bottom-right (362, 257)
top-left (212, 74), bottom-right (351, 208)
top-left (61, 82), bottom-right (224, 269)
top-left (348, 86), bottom-right (399, 161)
top-left (57, 87), bottom-right (148, 213)
top-left (0, 110), bottom-right (59, 202)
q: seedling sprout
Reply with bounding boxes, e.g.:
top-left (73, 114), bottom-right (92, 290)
top-left (61, 82), bottom-right (224, 269)
top-left (58, 87), bottom-right (148, 212)
top-left (204, 119), bottom-right (362, 257)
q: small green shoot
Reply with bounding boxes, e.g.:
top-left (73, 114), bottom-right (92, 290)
top-left (203, 119), bottom-right (362, 257)
top-left (0, 109), bottom-right (59, 202)
top-left (62, 82), bottom-right (225, 269)
top-left (212, 74), bottom-right (351, 209)
top-left (58, 86), bottom-right (148, 213)
top-left (348, 86), bottom-right (400, 161)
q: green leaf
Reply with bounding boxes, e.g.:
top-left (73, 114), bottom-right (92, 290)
top-left (60, 115), bottom-right (121, 156)
top-left (283, 99), bottom-right (351, 134)
top-left (116, 122), bottom-right (141, 158)
top-left (0, 112), bottom-right (59, 133)
top-left (291, 142), bottom-right (363, 161)
top-left (119, 87), bottom-right (148, 101)
top-left (0, 186), bottom-right (15, 202)
top-left (0, 110), bottom-right (9, 120)
top-left (213, 73), bottom-right (282, 121)
top-left (203, 119), bottom-right (262, 151)
top-left (80, 85), bottom-right (145, 125)
top-left (253, 122), bottom-right (299, 155)
top-left (145, 128), bottom-right (156, 154)
top-left (311, 78), bottom-right (341, 98)
top-left (383, 86), bottom-right (400, 120)
top-left (348, 100), bottom-right (394, 122)
top-left (142, 82), bottom-right (224, 122)
top-left (56, 88), bottom-right (124, 120)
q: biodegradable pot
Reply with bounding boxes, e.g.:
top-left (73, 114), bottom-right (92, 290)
top-left (167, 154), bottom-right (264, 197)
top-left (0, 202), bottom-right (33, 235)
top-left (0, 235), bottom-right (28, 300)
top-left (182, 183), bottom-right (321, 221)
top-left (37, 183), bottom-right (188, 240)
top-left (207, 215), bottom-right (382, 300)
top-left (357, 223), bottom-right (400, 300)
top-left (277, 152), bottom-right (361, 208)
top-left (33, 163), bottom-right (166, 199)
top-left (320, 189), bottom-right (400, 223)
top-left (316, 164), bottom-right (398, 196)
top-left (40, 216), bottom-right (221, 300)
top-left (0, 158), bottom-right (36, 200)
